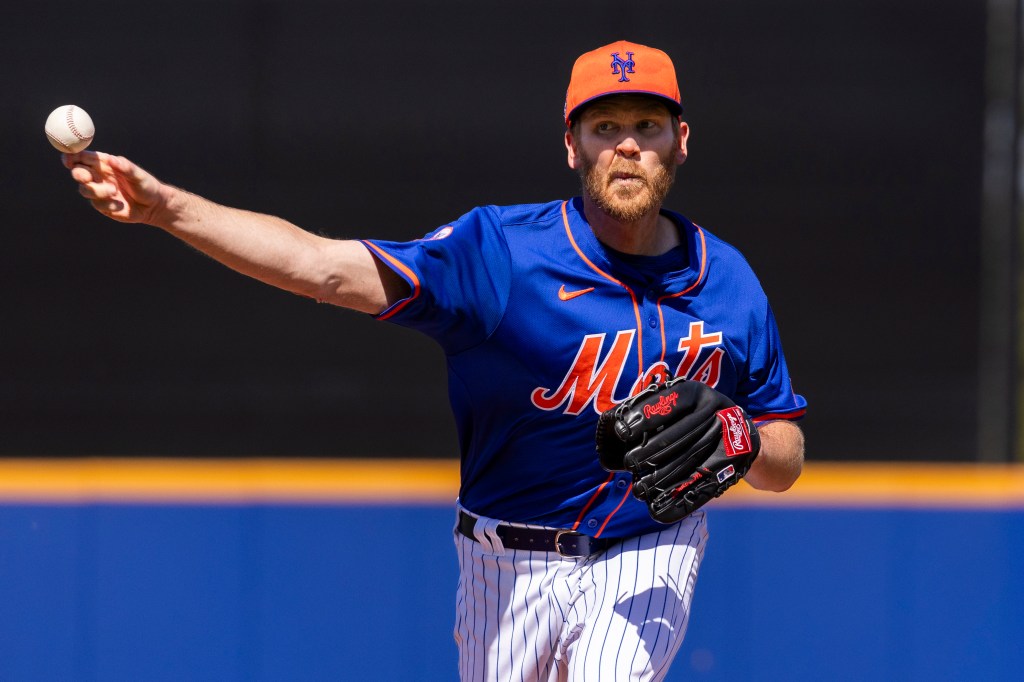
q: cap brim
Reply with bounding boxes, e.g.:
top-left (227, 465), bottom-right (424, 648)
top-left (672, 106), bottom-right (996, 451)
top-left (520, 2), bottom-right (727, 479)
top-left (566, 91), bottom-right (684, 124)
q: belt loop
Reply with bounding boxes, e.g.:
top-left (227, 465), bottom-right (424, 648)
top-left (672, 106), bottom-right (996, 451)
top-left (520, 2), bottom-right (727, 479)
top-left (479, 517), bottom-right (506, 556)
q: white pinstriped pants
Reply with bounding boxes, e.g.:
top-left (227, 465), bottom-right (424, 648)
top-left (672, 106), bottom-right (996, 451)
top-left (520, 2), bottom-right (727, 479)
top-left (453, 507), bottom-right (708, 681)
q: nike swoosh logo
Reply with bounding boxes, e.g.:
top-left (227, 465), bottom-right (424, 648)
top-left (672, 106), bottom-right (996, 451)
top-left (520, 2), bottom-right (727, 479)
top-left (558, 285), bottom-right (595, 301)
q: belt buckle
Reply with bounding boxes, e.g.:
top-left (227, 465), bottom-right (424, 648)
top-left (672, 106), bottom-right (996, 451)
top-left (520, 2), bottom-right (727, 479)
top-left (553, 529), bottom-right (589, 558)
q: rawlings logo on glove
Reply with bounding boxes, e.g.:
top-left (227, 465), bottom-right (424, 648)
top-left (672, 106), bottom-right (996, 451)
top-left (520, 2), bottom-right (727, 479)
top-left (595, 377), bottom-right (761, 524)
top-left (719, 407), bottom-right (754, 456)
top-left (642, 392), bottom-right (678, 418)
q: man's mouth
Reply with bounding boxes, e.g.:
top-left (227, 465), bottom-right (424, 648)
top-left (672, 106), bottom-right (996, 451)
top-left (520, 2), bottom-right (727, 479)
top-left (609, 172), bottom-right (645, 186)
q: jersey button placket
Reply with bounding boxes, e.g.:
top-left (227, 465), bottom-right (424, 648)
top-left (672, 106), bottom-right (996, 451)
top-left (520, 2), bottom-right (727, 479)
top-left (640, 289), bottom-right (659, 328)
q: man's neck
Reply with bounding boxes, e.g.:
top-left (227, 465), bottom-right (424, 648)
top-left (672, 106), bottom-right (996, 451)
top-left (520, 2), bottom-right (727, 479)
top-left (582, 195), bottom-right (680, 256)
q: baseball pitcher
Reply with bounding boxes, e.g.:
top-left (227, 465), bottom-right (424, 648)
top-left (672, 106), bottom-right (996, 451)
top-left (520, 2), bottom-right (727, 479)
top-left (61, 40), bottom-right (807, 681)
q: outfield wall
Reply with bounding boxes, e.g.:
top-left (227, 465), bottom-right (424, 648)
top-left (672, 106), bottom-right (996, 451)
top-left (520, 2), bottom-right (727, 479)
top-left (1, 462), bottom-right (1021, 681)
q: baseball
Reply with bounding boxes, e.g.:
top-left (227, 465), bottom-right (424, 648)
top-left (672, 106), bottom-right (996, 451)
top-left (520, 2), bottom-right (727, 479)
top-left (44, 105), bottom-right (95, 153)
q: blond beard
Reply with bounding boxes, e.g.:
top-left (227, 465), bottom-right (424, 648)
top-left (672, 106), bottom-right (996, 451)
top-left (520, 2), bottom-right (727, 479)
top-left (578, 150), bottom-right (677, 223)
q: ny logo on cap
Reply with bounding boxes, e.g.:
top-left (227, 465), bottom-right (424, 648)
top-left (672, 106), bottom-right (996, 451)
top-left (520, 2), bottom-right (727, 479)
top-left (610, 51), bottom-right (635, 82)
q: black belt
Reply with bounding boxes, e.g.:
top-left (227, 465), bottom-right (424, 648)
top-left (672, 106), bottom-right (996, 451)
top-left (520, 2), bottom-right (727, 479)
top-left (457, 510), bottom-right (614, 558)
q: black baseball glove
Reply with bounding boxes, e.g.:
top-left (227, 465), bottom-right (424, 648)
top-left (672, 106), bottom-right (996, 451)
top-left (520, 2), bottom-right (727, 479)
top-left (595, 377), bottom-right (761, 524)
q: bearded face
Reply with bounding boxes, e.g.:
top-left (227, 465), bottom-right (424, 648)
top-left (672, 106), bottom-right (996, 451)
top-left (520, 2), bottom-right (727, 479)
top-left (577, 140), bottom-right (678, 224)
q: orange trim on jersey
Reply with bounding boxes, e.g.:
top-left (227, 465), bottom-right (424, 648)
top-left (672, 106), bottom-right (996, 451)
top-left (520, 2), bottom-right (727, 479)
top-left (656, 225), bottom-right (708, 364)
top-left (560, 201), bottom-right (646, 378)
top-left (753, 408), bottom-right (807, 423)
top-left (595, 482), bottom-right (633, 538)
top-left (571, 472), bottom-right (615, 531)
top-left (575, 220), bottom-right (708, 534)
top-left (362, 241), bottom-right (421, 320)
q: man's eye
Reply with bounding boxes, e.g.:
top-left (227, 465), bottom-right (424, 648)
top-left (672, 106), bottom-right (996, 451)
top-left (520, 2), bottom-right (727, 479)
top-left (596, 122), bottom-right (616, 133)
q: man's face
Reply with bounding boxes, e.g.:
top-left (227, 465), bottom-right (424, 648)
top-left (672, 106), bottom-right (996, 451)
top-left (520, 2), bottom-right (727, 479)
top-left (567, 96), bottom-right (688, 223)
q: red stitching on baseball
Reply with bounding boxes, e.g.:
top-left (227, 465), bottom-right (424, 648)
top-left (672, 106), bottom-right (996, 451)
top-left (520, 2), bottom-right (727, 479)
top-left (65, 106), bottom-right (87, 141)
top-left (46, 131), bottom-right (71, 151)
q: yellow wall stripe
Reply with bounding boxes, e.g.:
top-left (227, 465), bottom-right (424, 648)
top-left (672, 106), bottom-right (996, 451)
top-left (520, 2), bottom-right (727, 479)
top-left (726, 462), bottom-right (1024, 508)
top-left (0, 458), bottom-right (461, 505)
top-left (0, 459), bottom-right (1022, 508)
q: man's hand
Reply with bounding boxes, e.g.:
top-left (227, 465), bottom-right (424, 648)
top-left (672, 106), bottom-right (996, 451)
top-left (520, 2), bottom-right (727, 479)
top-left (63, 151), bottom-right (165, 224)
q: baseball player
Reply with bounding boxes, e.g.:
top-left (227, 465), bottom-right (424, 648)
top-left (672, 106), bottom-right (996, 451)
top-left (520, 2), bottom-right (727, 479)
top-left (62, 41), bottom-right (806, 681)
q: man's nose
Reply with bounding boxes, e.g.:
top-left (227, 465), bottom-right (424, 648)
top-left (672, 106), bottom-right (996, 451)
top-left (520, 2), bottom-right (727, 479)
top-left (615, 136), bottom-right (641, 157)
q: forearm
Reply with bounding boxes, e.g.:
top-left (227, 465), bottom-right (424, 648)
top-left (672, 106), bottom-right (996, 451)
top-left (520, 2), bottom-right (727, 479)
top-left (65, 151), bottom-right (400, 313)
top-left (151, 185), bottom-right (393, 313)
top-left (744, 420), bottom-right (805, 492)
top-left (155, 186), bottom-right (321, 294)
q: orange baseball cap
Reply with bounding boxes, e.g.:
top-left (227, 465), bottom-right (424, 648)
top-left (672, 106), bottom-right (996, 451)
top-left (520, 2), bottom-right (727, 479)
top-left (564, 40), bottom-right (683, 125)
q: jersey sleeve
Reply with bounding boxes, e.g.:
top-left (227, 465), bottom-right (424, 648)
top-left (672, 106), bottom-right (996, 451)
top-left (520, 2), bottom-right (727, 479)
top-left (739, 304), bottom-right (808, 422)
top-left (361, 206), bottom-right (512, 354)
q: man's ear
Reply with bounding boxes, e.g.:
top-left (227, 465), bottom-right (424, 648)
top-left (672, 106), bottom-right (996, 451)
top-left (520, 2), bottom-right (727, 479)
top-left (676, 120), bottom-right (689, 165)
top-left (565, 129), bottom-right (581, 170)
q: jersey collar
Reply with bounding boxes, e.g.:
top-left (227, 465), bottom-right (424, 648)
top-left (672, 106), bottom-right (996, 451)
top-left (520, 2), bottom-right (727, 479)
top-left (562, 197), bottom-right (706, 296)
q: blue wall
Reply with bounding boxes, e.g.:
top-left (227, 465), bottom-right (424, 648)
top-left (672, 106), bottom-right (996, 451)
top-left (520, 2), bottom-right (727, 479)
top-left (1, 504), bottom-right (1020, 681)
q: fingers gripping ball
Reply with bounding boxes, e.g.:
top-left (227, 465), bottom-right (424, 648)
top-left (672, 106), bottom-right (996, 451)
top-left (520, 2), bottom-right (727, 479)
top-left (45, 105), bottom-right (95, 153)
top-left (595, 377), bottom-right (761, 523)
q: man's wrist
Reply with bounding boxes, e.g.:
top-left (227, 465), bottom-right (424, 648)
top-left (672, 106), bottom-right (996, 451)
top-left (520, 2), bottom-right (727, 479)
top-left (151, 183), bottom-right (190, 231)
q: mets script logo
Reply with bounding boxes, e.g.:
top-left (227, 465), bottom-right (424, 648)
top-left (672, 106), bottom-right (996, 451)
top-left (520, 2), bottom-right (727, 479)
top-left (531, 321), bottom-right (725, 415)
top-left (611, 52), bottom-right (635, 82)
top-left (642, 392), bottom-right (678, 419)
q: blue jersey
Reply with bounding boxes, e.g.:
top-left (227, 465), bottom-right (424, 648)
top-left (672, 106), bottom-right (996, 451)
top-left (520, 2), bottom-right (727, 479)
top-left (364, 197), bottom-right (806, 539)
